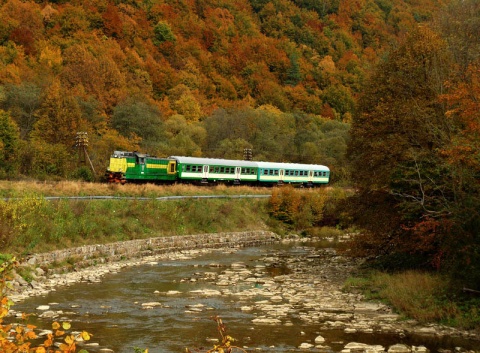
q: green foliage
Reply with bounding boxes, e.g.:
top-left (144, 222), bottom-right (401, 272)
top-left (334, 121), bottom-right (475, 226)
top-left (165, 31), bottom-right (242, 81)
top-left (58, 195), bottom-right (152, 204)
top-left (153, 21), bottom-right (176, 45)
top-left (0, 109), bottom-right (19, 176)
top-left (1, 82), bottom-right (41, 139)
top-left (111, 98), bottom-right (165, 150)
top-left (285, 53), bottom-right (302, 86)
top-left (203, 107), bottom-right (350, 177)
top-left (0, 187), bottom-right (270, 255)
top-left (72, 166), bottom-right (95, 182)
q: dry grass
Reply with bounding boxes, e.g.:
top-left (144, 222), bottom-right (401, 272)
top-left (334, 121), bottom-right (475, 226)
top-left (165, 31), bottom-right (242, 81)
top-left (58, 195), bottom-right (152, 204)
top-left (0, 181), bottom-right (272, 198)
top-left (344, 270), bottom-right (480, 329)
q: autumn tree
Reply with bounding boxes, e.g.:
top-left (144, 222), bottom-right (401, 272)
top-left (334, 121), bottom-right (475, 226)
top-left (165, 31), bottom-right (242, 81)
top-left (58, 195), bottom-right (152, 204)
top-left (31, 79), bottom-right (85, 147)
top-left (347, 26), bottom-right (454, 272)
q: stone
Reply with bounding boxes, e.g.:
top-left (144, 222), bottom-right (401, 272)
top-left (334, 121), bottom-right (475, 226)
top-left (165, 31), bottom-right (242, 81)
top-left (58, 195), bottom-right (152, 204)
top-left (388, 344), bottom-right (411, 353)
top-left (314, 335), bottom-right (326, 344)
top-left (36, 305), bottom-right (50, 310)
top-left (252, 317), bottom-right (282, 325)
top-left (141, 302), bottom-right (162, 307)
top-left (166, 290), bottom-right (181, 295)
top-left (299, 343), bottom-right (314, 349)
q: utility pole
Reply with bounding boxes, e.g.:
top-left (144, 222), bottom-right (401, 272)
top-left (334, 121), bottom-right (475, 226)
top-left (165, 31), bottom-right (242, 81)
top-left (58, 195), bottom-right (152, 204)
top-left (75, 132), bottom-right (96, 176)
top-left (243, 148), bottom-right (253, 161)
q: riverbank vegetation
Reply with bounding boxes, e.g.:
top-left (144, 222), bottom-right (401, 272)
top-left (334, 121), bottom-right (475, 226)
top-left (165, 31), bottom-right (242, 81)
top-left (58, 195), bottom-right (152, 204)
top-left (0, 182), bottom-right (274, 255)
top-left (344, 271), bottom-right (480, 330)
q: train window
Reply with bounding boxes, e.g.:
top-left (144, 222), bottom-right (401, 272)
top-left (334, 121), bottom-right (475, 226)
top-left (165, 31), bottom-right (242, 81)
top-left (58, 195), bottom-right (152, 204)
top-left (186, 165), bottom-right (191, 172)
top-left (274, 170), bottom-right (279, 176)
top-left (230, 167), bottom-right (234, 174)
top-left (210, 166), bottom-right (214, 172)
top-left (219, 167), bottom-right (224, 173)
top-left (295, 171), bottom-right (299, 176)
top-left (263, 169), bottom-right (268, 175)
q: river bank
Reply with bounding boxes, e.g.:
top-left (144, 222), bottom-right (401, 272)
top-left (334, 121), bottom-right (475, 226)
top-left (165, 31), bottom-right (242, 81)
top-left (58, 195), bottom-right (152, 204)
top-left (7, 233), bottom-right (480, 353)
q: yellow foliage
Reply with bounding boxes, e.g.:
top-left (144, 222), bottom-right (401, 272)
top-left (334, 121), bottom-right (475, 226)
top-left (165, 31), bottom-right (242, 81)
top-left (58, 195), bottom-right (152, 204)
top-left (39, 43), bottom-right (63, 68)
top-left (1, 257), bottom-right (91, 353)
top-left (0, 195), bottom-right (47, 232)
top-left (256, 104), bottom-right (282, 114)
top-left (319, 55), bottom-right (336, 73)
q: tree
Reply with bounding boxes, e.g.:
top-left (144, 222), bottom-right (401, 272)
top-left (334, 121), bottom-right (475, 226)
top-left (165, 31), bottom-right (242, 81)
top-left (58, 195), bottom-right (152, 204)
top-left (2, 82), bottom-right (41, 139)
top-left (0, 109), bottom-right (19, 176)
top-left (153, 21), bottom-right (176, 45)
top-left (347, 26), bottom-right (454, 272)
top-left (31, 80), bottom-right (85, 147)
top-left (162, 114), bottom-right (206, 156)
top-left (111, 98), bottom-right (165, 151)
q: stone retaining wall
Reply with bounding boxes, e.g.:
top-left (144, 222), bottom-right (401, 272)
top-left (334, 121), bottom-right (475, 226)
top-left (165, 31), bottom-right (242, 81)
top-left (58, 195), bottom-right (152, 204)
top-left (23, 231), bottom-right (279, 270)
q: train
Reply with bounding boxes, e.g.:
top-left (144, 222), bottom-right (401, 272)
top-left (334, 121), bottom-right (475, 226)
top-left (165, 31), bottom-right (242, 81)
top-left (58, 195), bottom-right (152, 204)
top-left (105, 151), bottom-right (330, 187)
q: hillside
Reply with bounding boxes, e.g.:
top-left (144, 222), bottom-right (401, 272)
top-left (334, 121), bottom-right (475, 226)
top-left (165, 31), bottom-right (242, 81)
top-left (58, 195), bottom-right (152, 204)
top-left (0, 0), bottom-right (446, 179)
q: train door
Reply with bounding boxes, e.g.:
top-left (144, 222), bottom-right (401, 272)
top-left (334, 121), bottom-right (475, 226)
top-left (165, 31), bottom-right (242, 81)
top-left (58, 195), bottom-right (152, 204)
top-left (137, 155), bottom-right (146, 175)
top-left (308, 170), bottom-right (314, 182)
top-left (235, 167), bottom-right (241, 180)
top-left (202, 165), bottom-right (209, 179)
top-left (279, 169), bottom-right (285, 182)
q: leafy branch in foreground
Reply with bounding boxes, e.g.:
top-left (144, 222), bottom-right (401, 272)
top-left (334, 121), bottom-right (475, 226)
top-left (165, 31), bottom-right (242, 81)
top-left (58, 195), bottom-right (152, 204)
top-left (186, 316), bottom-right (247, 353)
top-left (0, 255), bottom-right (92, 353)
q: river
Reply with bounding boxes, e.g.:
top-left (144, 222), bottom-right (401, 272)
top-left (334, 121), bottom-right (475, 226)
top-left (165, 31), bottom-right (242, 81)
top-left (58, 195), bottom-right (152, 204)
top-left (10, 242), bottom-right (480, 353)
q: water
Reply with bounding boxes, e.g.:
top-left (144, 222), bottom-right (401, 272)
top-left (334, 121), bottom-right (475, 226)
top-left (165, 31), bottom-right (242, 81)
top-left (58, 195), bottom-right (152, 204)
top-left (11, 244), bottom-right (480, 353)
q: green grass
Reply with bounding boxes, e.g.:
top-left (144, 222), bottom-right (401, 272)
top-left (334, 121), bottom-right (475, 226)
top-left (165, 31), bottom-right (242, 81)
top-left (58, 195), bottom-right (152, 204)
top-left (0, 195), bottom-right (271, 255)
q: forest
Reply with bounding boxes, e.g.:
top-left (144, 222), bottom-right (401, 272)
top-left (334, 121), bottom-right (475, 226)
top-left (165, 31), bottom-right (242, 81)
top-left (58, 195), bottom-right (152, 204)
top-left (0, 0), bottom-right (479, 289)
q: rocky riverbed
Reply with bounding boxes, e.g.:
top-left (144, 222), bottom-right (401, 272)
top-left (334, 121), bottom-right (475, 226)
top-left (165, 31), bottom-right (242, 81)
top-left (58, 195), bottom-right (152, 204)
top-left (7, 236), bottom-right (480, 353)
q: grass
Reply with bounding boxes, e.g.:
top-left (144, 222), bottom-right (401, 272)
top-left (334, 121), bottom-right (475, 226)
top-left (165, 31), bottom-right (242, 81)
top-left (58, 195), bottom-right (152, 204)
top-left (344, 270), bottom-right (480, 330)
top-left (0, 181), bottom-right (276, 255)
top-left (0, 180), bottom-right (272, 198)
top-left (0, 195), bottom-right (271, 255)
